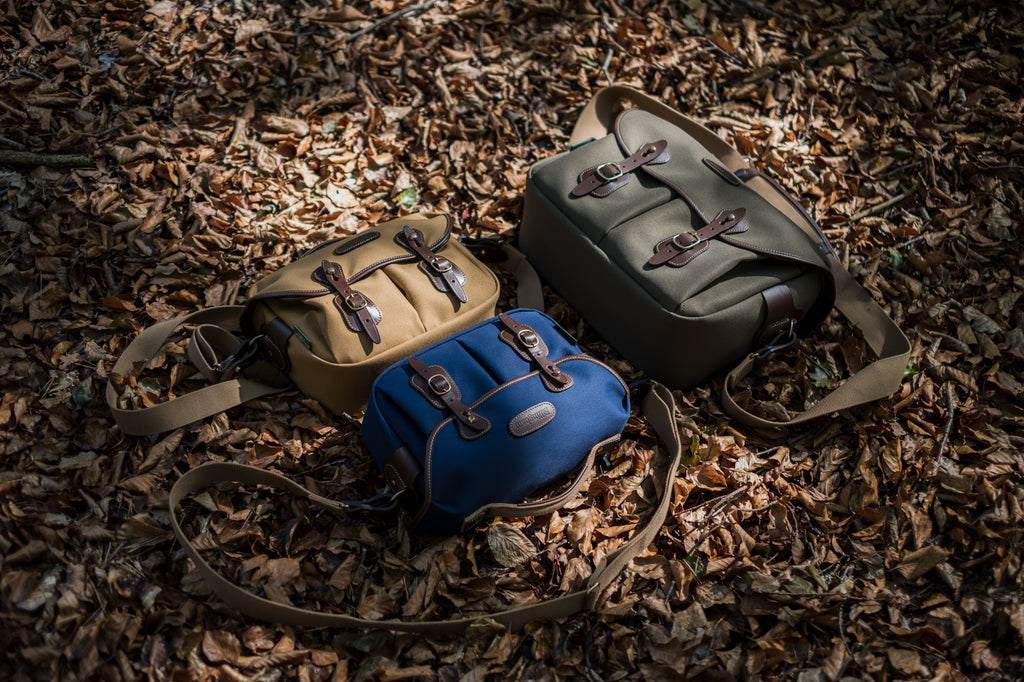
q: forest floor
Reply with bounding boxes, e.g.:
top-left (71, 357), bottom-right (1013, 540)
top-left (2, 0), bottom-right (1023, 680)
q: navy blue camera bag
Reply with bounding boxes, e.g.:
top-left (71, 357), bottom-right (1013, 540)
top-left (362, 308), bottom-right (631, 534)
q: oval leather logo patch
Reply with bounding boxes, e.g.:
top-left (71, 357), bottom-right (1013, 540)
top-left (508, 401), bottom-right (556, 437)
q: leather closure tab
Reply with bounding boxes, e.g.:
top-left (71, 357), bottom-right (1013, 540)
top-left (332, 230), bottom-right (379, 255)
top-left (647, 207), bottom-right (747, 268)
top-left (497, 313), bottom-right (573, 392)
top-left (322, 259), bottom-right (382, 344)
top-left (572, 138), bottom-right (669, 198)
top-left (258, 317), bottom-right (293, 372)
top-left (407, 355), bottom-right (490, 439)
top-left (398, 226), bottom-right (469, 303)
top-left (757, 284), bottom-right (803, 347)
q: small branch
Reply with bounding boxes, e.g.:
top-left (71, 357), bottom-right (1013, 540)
top-left (0, 150), bottom-right (93, 168)
top-left (736, 0), bottom-right (783, 19)
top-left (850, 185), bottom-right (917, 221)
top-left (601, 48), bottom-right (614, 86)
top-left (935, 383), bottom-right (956, 466)
top-left (344, 0), bottom-right (438, 43)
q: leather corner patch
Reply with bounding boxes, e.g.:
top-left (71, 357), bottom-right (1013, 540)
top-left (508, 401), bottom-right (556, 438)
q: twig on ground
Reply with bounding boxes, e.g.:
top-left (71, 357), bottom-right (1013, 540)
top-left (850, 185), bottom-right (918, 220)
top-left (345, 0), bottom-right (438, 43)
top-left (736, 0), bottom-right (782, 19)
top-left (601, 49), bottom-right (614, 86)
top-left (0, 150), bottom-right (93, 168)
top-left (935, 383), bottom-right (956, 465)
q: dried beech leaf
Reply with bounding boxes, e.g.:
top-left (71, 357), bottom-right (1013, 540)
top-left (202, 630), bottom-right (241, 665)
top-left (486, 523), bottom-right (536, 567)
top-left (896, 546), bottom-right (951, 580)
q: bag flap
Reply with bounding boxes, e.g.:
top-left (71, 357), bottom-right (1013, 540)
top-left (248, 212), bottom-right (453, 299)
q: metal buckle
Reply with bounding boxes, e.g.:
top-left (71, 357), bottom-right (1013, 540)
top-left (344, 292), bottom-right (367, 311)
top-left (213, 335), bottom-right (264, 375)
top-left (517, 329), bottom-right (540, 348)
top-left (428, 373), bottom-right (452, 395)
top-left (430, 256), bottom-right (453, 273)
top-left (755, 320), bottom-right (798, 358)
top-left (595, 162), bottom-right (624, 182)
top-left (671, 232), bottom-right (704, 251)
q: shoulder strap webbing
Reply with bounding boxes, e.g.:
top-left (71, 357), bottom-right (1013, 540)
top-left (168, 383), bottom-right (684, 634)
top-left (106, 306), bottom-right (289, 436)
top-left (721, 259), bottom-right (911, 428)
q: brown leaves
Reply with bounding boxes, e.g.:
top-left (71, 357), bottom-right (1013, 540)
top-left (2, 0), bottom-right (1023, 680)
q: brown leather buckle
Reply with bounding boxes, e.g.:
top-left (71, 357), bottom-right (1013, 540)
top-left (430, 256), bottom-right (453, 273)
top-left (671, 232), bottom-right (704, 251)
top-left (344, 292), bottom-right (368, 310)
top-left (517, 329), bottom-right (540, 348)
top-left (595, 162), bottom-right (624, 181)
top-left (428, 374), bottom-right (452, 395)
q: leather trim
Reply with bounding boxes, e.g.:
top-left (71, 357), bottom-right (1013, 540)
top-left (332, 231), bottom-right (380, 255)
top-left (347, 215), bottom-right (453, 282)
top-left (703, 157), bottom-right (742, 185)
top-left (407, 355), bottom-right (490, 439)
top-left (381, 446), bottom-right (422, 500)
top-left (258, 317), bottom-right (293, 372)
top-left (396, 225), bottom-right (468, 302)
top-left (508, 401), bottom-right (556, 437)
top-left (322, 259), bottom-right (382, 344)
top-left (647, 208), bottom-right (747, 268)
top-left (497, 313), bottom-right (573, 392)
top-left (758, 284), bottom-right (802, 345)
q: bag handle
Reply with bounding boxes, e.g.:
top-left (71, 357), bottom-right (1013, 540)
top-left (168, 383), bottom-right (685, 634)
top-left (105, 306), bottom-right (290, 436)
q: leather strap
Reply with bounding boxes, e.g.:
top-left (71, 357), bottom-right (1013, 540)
top-left (407, 355), bottom-right (490, 436)
top-left (168, 383), bottom-right (685, 633)
top-left (105, 306), bottom-right (290, 437)
top-left (322, 259), bottom-right (382, 345)
top-left (400, 226), bottom-right (469, 303)
top-left (497, 313), bottom-right (572, 390)
top-left (647, 208), bottom-right (746, 267)
top-left (572, 86), bottom-right (911, 428)
top-left (571, 139), bottom-right (668, 197)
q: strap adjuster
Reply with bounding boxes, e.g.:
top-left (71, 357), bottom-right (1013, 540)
top-left (671, 232), bottom-right (704, 251)
top-left (595, 162), bottom-right (624, 181)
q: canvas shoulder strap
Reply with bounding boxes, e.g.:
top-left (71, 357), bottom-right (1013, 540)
top-left (168, 383), bottom-right (684, 634)
top-left (721, 259), bottom-right (911, 428)
top-left (105, 306), bottom-right (290, 436)
top-left (571, 86), bottom-right (911, 428)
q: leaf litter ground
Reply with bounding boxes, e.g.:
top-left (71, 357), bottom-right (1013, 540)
top-left (1, 0), bottom-right (1023, 680)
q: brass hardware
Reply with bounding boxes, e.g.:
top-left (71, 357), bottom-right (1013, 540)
top-left (671, 232), bottom-right (704, 251)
